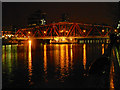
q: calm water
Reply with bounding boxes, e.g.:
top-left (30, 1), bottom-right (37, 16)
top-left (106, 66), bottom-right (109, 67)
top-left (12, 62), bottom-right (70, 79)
top-left (2, 42), bottom-right (112, 88)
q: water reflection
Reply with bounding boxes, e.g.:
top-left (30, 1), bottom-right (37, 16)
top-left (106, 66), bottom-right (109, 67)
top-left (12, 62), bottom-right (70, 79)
top-left (83, 44), bottom-right (86, 70)
top-left (2, 46), bottom-right (5, 67)
top-left (110, 49), bottom-right (115, 90)
top-left (110, 60), bottom-right (115, 90)
top-left (54, 44), bottom-right (60, 71)
top-left (70, 44), bottom-right (73, 70)
top-left (60, 45), bottom-right (65, 82)
top-left (65, 45), bottom-right (69, 74)
top-left (44, 44), bottom-right (48, 82)
top-left (102, 44), bottom-right (104, 55)
top-left (7, 45), bottom-right (12, 74)
top-left (3, 43), bottom-right (115, 88)
top-left (28, 40), bottom-right (32, 83)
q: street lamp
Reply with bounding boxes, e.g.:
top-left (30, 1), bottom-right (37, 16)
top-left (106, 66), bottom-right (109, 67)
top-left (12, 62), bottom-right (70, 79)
top-left (102, 29), bottom-right (105, 33)
top-left (83, 30), bottom-right (86, 33)
top-left (114, 29), bottom-right (117, 33)
top-left (28, 31), bottom-right (31, 34)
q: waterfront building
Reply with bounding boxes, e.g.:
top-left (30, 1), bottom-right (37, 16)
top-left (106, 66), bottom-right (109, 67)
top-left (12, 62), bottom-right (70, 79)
top-left (28, 10), bottom-right (47, 26)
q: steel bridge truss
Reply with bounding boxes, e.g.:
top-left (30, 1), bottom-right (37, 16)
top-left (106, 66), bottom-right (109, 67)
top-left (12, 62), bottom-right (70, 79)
top-left (13, 22), bottom-right (113, 38)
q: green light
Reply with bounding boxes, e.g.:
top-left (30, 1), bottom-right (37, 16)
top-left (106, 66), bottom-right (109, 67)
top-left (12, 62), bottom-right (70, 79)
top-left (115, 47), bottom-right (120, 67)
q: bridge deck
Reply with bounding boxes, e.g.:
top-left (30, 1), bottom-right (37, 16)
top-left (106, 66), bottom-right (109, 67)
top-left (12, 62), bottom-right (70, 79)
top-left (12, 36), bottom-right (109, 40)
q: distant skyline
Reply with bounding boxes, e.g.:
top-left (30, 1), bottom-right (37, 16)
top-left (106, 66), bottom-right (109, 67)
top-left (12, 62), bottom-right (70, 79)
top-left (2, 2), bottom-right (119, 27)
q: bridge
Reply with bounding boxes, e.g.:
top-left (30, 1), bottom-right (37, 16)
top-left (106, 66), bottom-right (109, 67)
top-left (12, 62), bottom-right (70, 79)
top-left (3, 22), bottom-right (116, 43)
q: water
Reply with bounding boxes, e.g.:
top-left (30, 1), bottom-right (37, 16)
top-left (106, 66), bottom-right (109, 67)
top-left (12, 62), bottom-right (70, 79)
top-left (2, 42), bottom-right (113, 88)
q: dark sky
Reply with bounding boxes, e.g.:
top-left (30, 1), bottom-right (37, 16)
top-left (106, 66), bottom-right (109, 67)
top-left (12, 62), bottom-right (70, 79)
top-left (2, 2), bottom-right (119, 26)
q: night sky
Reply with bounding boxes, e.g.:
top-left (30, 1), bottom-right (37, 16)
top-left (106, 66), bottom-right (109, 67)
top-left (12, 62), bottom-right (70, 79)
top-left (2, 2), bottom-right (119, 26)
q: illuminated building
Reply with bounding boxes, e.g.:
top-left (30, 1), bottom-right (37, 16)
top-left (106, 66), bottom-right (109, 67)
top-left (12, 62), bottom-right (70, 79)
top-left (28, 10), bottom-right (47, 26)
top-left (117, 21), bottom-right (120, 30)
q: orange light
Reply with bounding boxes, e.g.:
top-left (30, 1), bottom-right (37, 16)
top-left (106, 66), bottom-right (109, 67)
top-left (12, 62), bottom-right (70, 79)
top-left (83, 30), bottom-right (86, 33)
top-left (102, 44), bottom-right (104, 55)
top-left (83, 44), bottom-right (86, 70)
top-left (70, 38), bottom-right (72, 41)
top-left (28, 39), bottom-right (32, 82)
top-left (114, 29), bottom-right (117, 32)
top-left (102, 29), bottom-right (105, 33)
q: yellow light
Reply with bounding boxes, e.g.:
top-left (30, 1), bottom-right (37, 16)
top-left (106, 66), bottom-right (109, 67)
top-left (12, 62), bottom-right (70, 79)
top-left (102, 29), bottom-right (105, 32)
top-left (28, 39), bottom-right (32, 83)
top-left (54, 38), bottom-right (59, 41)
top-left (28, 31), bottom-right (31, 34)
top-left (44, 31), bottom-right (46, 33)
top-left (70, 38), bottom-right (72, 41)
top-left (60, 30), bottom-right (64, 32)
top-left (29, 40), bottom-right (31, 44)
top-left (83, 30), bottom-right (86, 33)
top-left (44, 45), bottom-right (48, 82)
top-left (62, 37), bottom-right (65, 41)
top-left (114, 29), bottom-right (117, 32)
top-left (83, 44), bottom-right (86, 70)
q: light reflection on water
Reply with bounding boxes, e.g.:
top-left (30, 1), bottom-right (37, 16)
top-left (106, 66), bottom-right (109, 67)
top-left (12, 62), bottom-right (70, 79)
top-left (83, 44), bottom-right (86, 70)
top-left (102, 44), bottom-right (104, 55)
top-left (28, 40), bottom-right (32, 83)
top-left (43, 44), bottom-right (48, 82)
top-left (3, 43), bottom-right (114, 88)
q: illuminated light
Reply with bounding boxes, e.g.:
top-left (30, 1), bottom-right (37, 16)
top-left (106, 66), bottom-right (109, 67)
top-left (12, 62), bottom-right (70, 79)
top-left (28, 39), bottom-right (32, 83)
top-left (41, 19), bottom-right (46, 25)
top-left (60, 45), bottom-right (65, 82)
top-left (102, 44), bottom-right (104, 55)
top-left (70, 44), bottom-right (73, 70)
top-left (54, 44), bottom-right (59, 67)
top-left (54, 38), bottom-right (59, 42)
top-left (115, 47), bottom-right (120, 67)
top-left (2, 36), bottom-right (4, 38)
top-left (6, 45), bottom-right (12, 74)
top-left (83, 30), bottom-right (86, 33)
top-left (62, 37), bottom-right (65, 41)
top-left (28, 31), bottom-right (31, 34)
top-left (88, 40), bottom-right (89, 43)
top-left (28, 40), bottom-right (31, 44)
top-left (102, 29), bottom-right (105, 33)
top-left (32, 24), bottom-right (36, 26)
top-left (70, 38), bottom-right (72, 41)
top-left (44, 45), bottom-right (48, 82)
top-left (110, 61), bottom-right (114, 89)
top-left (44, 31), bottom-right (46, 33)
top-left (114, 29), bottom-right (117, 32)
top-left (60, 30), bottom-right (64, 32)
top-left (66, 45), bottom-right (69, 73)
top-left (83, 44), bottom-right (86, 70)
top-left (40, 43), bottom-right (42, 45)
top-left (50, 40), bottom-right (52, 43)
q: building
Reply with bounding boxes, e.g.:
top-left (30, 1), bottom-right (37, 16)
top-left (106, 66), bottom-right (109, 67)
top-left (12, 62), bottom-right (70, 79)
top-left (28, 10), bottom-right (47, 26)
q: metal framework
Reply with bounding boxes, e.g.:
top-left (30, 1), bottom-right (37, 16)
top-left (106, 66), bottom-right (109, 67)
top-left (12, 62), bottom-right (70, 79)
top-left (13, 22), bottom-right (113, 38)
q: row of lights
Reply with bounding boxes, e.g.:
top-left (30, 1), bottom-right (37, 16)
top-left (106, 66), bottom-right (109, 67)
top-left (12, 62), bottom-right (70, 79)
top-left (2, 34), bottom-right (14, 38)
